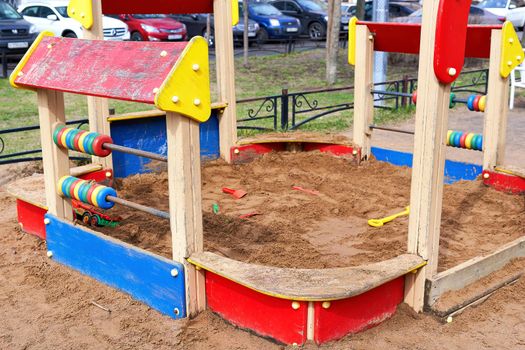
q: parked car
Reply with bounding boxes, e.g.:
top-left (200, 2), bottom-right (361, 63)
top-left (398, 6), bottom-right (503, 24)
top-left (270, 0), bottom-right (351, 39)
top-left (0, 0), bottom-right (38, 54)
top-left (18, 1), bottom-right (129, 40)
top-left (112, 14), bottom-right (187, 41)
top-left (342, 1), bottom-right (416, 21)
top-left (505, 0), bottom-right (525, 29)
top-left (477, 0), bottom-right (519, 18)
top-left (170, 14), bottom-right (259, 46)
top-left (239, 1), bottom-right (301, 43)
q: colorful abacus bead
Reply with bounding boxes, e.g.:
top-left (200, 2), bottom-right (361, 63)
top-left (411, 90), bottom-right (417, 104)
top-left (466, 94), bottom-right (486, 112)
top-left (57, 176), bottom-right (117, 209)
top-left (449, 92), bottom-right (456, 108)
top-left (446, 130), bottom-right (483, 150)
top-left (53, 124), bottom-right (113, 157)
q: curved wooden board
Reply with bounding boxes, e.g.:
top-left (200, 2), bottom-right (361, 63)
top-left (188, 251), bottom-right (425, 301)
top-left (433, 0), bottom-right (473, 83)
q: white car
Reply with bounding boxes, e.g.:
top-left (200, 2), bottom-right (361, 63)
top-left (18, 1), bottom-right (130, 40)
top-left (477, 0), bottom-right (525, 28)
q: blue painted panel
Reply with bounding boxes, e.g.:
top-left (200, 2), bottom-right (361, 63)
top-left (111, 112), bottom-right (220, 178)
top-left (45, 214), bottom-right (186, 318)
top-left (371, 147), bottom-right (482, 184)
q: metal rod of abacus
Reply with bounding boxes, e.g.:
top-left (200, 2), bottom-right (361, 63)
top-left (453, 98), bottom-right (468, 104)
top-left (369, 125), bottom-right (415, 135)
top-left (106, 195), bottom-right (170, 220)
top-left (370, 89), bottom-right (413, 98)
top-left (103, 143), bottom-right (167, 162)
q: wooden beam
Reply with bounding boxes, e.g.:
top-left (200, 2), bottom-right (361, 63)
top-left (425, 235), bottom-right (525, 307)
top-left (405, 0), bottom-right (451, 312)
top-left (483, 29), bottom-right (509, 170)
top-left (213, 0), bottom-right (237, 163)
top-left (166, 112), bottom-right (205, 316)
top-left (37, 89), bottom-right (72, 220)
top-left (84, 0), bottom-right (112, 170)
top-left (352, 25), bottom-right (374, 159)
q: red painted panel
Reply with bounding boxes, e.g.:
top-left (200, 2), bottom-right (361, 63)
top-left (302, 143), bottom-right (357, 157)
top-left (357, 22), bottom-right (498, 59)
top-left (17, 199), bottom-right (47, 240)
top-left (434, 0), bottom-right (473, 83)
top-left (314, 276), bottom-right (404, 344)
top-left (205, 271), bottom-right (308, 345)
top-left (482, 170), bottom-right (525, 194)
top-left (15, 37), bottom-right (186, 104)
top-left (102, 0), bottom-right (214, 15)
top-left (231, 143), bottom-right (287, 164)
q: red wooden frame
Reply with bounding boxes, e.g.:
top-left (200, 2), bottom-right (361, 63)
top-left (101, 0), bottom-right (214, 15)
top-left (15, 37), bottom-right (186, 104)
top-left (482, 170), bottom-right (525, 194)
top-left (16, 199), bottom-right (47, 240)
top-left (314, 276), bottom-right (405, 343)
top-left (205, 271), bottom-right (308, 345)
top-left (357, 22), bottom-right (500, 59)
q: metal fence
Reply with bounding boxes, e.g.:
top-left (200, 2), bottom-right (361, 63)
top-left (0, 69), bottom-right (488, 164)
top-left (237, 68), bottom-right (489, 131)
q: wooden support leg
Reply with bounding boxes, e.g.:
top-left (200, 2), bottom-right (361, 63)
top-left (37, 89), bottom-right (73, 220)
top-left (405, 0), bottom-right (450, 311)
top-left (352, 25), bottom-right (374, 160)
top-left (483, 29), bottom-right (509, 171)
top-left (214, 0), bottom-right (237, 163)
top-left (166, 112), bottom-right (206, 317)
top-left (84, 0), bottom-right (113, 170)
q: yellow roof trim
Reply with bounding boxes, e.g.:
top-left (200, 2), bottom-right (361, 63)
top-left (348, 17), bottom-right (358, 66)
top-left (10, 31), bottom-right (54, 89)
top-left (67, 0), bottom-right (94, 29)
top-left (500, 21), bottom-right (524, 78)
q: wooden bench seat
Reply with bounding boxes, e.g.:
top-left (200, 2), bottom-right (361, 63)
top-left (188, 251), bottom-right (425, 301)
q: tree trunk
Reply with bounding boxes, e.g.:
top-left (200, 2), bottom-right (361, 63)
top-left (355, 0), bottom-right (366, 20)
top-left (326, 0), bottom-right (341, 85)
top-left (243, 0), bottom-right (249, 67)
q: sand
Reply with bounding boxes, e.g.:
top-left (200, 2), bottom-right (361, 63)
top-left (95, 151), bottom-right (524, 272)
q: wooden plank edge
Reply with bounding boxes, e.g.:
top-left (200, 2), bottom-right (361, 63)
top-left (188, 254), bottom-right (425, 301)
top-left (107, 102), bottom-right (226, 123)
top-left (425, 235), bottom-right (525, 307)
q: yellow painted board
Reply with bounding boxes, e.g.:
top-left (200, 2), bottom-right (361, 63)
top-left (67, 0), bottom-right (94, 29)
top-left (231, 0), bottom-right (239, 25)
top-left (10, 31), bottom-right (53, 89)
top-left (347, 17), bottom-right (358, 65)
top-left (155, 36), bottom-right (211, 123)
top-left (500, 21), bottom-right (524, 78)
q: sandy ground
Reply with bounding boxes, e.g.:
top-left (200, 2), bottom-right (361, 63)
top-left (0, 106), bottom-right (524, 348)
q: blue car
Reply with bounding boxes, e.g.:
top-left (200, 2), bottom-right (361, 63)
top-left (239, 1), bottom-right (300, 42)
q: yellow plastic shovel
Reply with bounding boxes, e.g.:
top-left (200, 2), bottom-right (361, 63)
top-left (368, 206), bottom-right (410, 227)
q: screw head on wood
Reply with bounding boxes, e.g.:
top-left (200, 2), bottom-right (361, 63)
top-left (446, 316), bottom-right (453, 323)
top-left (70, 8), bottom-right (75, 14)
top-left (509, 38), bottom-right (514, 44)
top-left (517, 56), bottom-right (523, 62)
top-left (352, 149), bottom-right (358, 155)
top-left (192, 64), bottom-right (200, 71)
top-left (291, 301), bottom-right (300, 310)
top-left (160, 50), bottom-right (168, 57)
top-left (507, 60), bottom-right (513, 66)
top-left (105, 171), bottom-right (112, 178)
top-left (47, 44), bottom-right (53, 49)
top-left (171, 96), bottom-right (179, 103)
top-left (233, 148), bottom-right (240, 154)
top-left (44, 218), bottom-right (50, 225)
top-left (447, 67), bottom-right (456, 76)
top-left (174, 308), bottom-right (180, 315)
top-left (153, 88), bottom-right (159, 94)
top-left (193, 98), bottom-right (201, 106)
top-left (170, 268), bottom-right (179, 277)
top-left (17, 71), bottom-right (23, 77)
top-left (80, 12), bottom-right (85, 18)
top-left (483, 172), bottom-right (490, 179)
top-left (47, 251), bottom-right (53, 258)
top-left (321, 301), bottom-right (331, 309)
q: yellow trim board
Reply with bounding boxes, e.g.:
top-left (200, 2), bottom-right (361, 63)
top-left (155, 36), bottom-right (211, 122)
top-left (67, 0), bottom-right (94, 29)
top-left (10, 31), bottom-right (53, 89)
top-left (232, 0), bottom-right (239, 26)
top-left (347, 17), bottom-right (358, 65)
top-left (500, 21), bottom-right (524, 78)
top-left (108, 103), bottom-right (226, 123)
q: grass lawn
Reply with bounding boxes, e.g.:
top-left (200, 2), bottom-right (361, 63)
top-left (0, 48), bottom-right (490, 159)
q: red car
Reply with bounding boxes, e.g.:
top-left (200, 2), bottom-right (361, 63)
top-left (113, 14), bottom-right (187, 41)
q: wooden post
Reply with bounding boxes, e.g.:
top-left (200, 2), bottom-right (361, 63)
top-left (166, 112), bottom-right (206, 317)
top-left (405, 0), bottom-right (451, 312)
top-left (483, 29), bottom-right (508, 171)
top-left (84, 0), bottom-right (112, 170)
top-left (213, 0), bottom-right (237, 163)
top-left (37, 89), bottom-right (73, 220)
top-left (352, 25), bottom-right (374, 159)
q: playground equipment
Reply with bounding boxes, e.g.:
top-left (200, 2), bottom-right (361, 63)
top-left (4, 0), bottom-right (525, 346)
